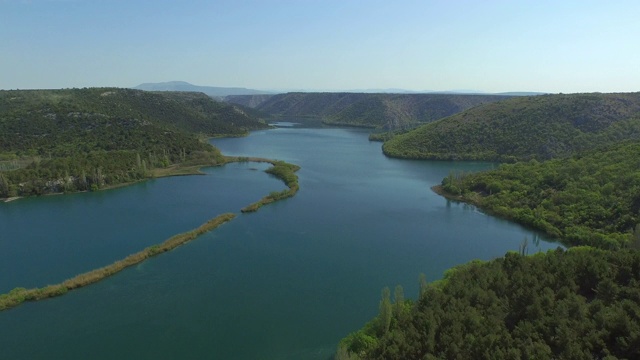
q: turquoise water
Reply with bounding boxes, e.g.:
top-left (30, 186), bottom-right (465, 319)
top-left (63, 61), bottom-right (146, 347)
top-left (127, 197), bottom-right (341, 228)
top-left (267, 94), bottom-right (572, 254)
top-left (0, 127), bottom-right (558, 359)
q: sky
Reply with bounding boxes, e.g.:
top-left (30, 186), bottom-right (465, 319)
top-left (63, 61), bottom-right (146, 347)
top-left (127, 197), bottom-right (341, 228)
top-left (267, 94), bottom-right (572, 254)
top-left (1, 0), bottom-right (639, 93)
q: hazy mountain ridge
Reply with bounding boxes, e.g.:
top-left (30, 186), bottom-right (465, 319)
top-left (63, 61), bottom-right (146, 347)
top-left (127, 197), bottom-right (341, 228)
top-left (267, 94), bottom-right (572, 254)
top-left (383, 92), bottom-right (640, 161)
top-left (133, 81), bottom-right (274, 98)
top-left (224, 94), bottom-right (274, 108)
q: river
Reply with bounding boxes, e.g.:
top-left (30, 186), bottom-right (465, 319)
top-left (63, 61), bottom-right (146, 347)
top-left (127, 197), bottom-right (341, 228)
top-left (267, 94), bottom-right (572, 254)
top-left (0, 126), bottom-right (558, 359)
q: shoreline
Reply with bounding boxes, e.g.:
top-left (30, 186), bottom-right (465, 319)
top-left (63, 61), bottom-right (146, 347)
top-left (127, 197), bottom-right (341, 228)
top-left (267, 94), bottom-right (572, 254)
top-left (0, 155), bottom-right (302, 311)
top-left (0, 213), bottom-right (236, 312)
top-left (432, 185), bottom-right (568, 248)
top-left (0, 156), bottom-right (289, 204)
top-left (0, 161), bottom-right (215, 204)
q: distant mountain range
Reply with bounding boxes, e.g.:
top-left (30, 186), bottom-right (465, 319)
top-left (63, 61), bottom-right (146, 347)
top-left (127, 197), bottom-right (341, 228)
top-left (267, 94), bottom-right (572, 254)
top-left (132, 81), bottom-right (275, 98)
top-left (133, 81), bottom-right (547, 98)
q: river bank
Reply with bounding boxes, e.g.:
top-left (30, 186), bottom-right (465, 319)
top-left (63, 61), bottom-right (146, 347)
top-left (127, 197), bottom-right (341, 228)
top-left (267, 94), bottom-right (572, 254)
top-left (0, 157), bottom-right (301, 311)
top-left (1, 127), bottom-right (560, 360)
top-left (0, 213), bottom-right (236, 311)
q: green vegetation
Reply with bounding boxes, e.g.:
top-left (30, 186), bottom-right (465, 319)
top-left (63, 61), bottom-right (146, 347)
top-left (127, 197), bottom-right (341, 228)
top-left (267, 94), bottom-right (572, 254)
top-left (236, 92), bottom-right (510, 129)
top-left (383, 92), bottom-right (640, 161)
top-left (0, 88), bottom-right (268, 199)
top-left (239, 159), bottom-right (300, 213)
top-left (0, 213), bottom-right (236, 311)
top-left (368, 129), bottom-right (414, 142)
top-left (224, 94), bottom-right (274, 108)
top-left (368, 132), bottom-right (395, 142)
top-left (0, 154), bottom-right (302, 311)
top-left (438, 142), bottom-right (640, 249)
top-left (0, 87), bottom-right (301, 309)
top-left (338, 248), bottom-right (640, 359)
top-left (341, 92), bottom-right (640, 359)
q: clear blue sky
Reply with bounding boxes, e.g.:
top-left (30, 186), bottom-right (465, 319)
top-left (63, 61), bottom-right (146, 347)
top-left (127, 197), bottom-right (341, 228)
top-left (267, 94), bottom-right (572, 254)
top-left (1, 0), bottom-right (639, 93)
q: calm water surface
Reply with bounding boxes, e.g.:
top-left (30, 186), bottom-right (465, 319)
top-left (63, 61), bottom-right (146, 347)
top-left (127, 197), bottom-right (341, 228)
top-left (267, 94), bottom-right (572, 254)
top-left (0, 127), bottom-right (558, 359)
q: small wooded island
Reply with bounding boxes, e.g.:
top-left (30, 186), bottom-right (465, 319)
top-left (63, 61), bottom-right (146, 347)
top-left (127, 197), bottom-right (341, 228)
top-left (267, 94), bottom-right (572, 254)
top-left (2, 88), bottom-right (640, 359)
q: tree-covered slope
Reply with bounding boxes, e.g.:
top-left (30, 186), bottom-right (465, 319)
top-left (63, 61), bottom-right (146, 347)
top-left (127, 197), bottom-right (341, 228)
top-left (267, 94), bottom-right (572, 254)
top-left (338, 93), bottom-right (640, 360)
top-left (338, 247), bottom-right (640, 360)
top-left (339, 129), bottom-right (640, 360)
top-left (325, 94), bottom-right (511, 129)
top-left (140, 90), bottom-right (270, 134)
top-left (224, 94), bottom-right (274, 108)
top-left (0, 88), bottom-right (265, 197)
top-left (254, 92), bottom-right (358, 120)
top-left (383, 92), bottom-right (640, 161)
top-left (240, 92), bottom-right (510, 129)
top-left (439, 142), bottom-right (640, 249)
top-left (0, 88), bottom-right (266, 151)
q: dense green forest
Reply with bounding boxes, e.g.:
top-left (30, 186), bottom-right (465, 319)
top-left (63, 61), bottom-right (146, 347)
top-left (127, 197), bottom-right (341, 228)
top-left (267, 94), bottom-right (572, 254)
top-left (338, 247), bottom-right (640, 360)
top-left (226, 92), bottom-right (511, 129)
top-left (383, 92), bottom-right (640, 161)
top-left (341, 92), bottom-right (640, 359)
top-left (0, 88), bottom-right (267, 198)
top-left (439, 141), bottom-right (640, 249)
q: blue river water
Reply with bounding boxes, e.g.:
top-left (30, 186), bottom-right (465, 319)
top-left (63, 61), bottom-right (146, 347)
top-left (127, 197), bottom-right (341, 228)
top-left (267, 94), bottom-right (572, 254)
top-left (0, 126), bottom-right (558, 359)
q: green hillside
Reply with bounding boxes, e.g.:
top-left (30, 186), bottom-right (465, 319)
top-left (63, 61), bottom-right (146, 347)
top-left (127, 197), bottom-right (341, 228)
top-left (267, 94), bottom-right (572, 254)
top-left (338, 247), bottom-right (640, 360)
top-left (340, 141), bottom-right (640, 357)
top-left (383, 92), bottom-right (640, 161)
top-left (242, 92), bottom-right (510, 129)
top-left (325, 94), bottom-right (511, 129)
top-left (440, 142), bottom-right (640, 249)
top-left (224, 94), bottom-right (274, 108)
top-left (340, 93), bottom-right (640, 359)
top-left (0, 88), bottom-right (266, 198)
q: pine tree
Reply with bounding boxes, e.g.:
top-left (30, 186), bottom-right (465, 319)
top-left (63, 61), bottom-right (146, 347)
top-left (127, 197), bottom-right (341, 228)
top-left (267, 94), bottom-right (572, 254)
top-left (378, 287), bottom-right (392, 335)
top-left (631, 224), bottom-right (640, 250)
top-left (394, 285), bottom-right (404, 319)
top-left (0, 173), bottom-right (9, 197)
top-left (419, 273), bottom-right (428, 299)
top-left (142, 159), bottom-right (147, 177)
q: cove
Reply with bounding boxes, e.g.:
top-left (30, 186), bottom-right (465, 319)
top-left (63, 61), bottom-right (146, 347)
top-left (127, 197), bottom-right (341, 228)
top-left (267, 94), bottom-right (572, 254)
top-left (0, 127), bottom-right (558, 360)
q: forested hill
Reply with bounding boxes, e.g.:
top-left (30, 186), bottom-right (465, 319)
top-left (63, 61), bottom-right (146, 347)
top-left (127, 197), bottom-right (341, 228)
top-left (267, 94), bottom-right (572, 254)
top-left (224, 94), bottom-right (274, 108)
top-left (341, 150), bottom-right (640, 358)
top-left (0, 88), bottom-right (267, 198)
top-left (441, 141), bottom-right (640, 249)
top-left (0, 88), bottom-right (268, 142)
top-left (339, 142), bottom-right (640, 359)
top-left (338, 247), bottom-right (640, 360)
top-left (383, 92), bottom-right (640, 161)
top-left (225, 93), bottom-right (511, 129)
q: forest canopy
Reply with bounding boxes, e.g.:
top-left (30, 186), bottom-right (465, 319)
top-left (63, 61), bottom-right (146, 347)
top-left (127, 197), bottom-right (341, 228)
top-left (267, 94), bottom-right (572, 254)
top-left (383, 92), bottom-right (640, 161)
top-left (439, 141), bottom-right (640, 250)
top-left (0, 88), bottom-right (267, 197)
top-left (340, 93), bottom-right (640, 359)
top-left (338, 248), bottom-right (640, 360)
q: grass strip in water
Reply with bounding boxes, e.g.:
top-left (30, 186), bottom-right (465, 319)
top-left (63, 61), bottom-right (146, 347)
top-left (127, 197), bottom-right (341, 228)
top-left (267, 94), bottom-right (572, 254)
top-left (238, 160), bottom-right (300, 213)
top-left (0, 213), bottom-right (236, 311)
